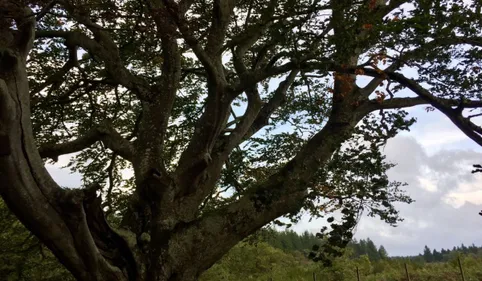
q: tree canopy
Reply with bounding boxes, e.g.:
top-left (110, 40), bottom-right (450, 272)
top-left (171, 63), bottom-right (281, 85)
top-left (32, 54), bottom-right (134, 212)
top-left (0, 0), bottom-right (481, 280)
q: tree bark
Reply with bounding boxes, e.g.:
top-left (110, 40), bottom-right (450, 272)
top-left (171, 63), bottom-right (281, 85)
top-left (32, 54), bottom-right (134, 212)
top-left (0, 6), bottom-right (136, 281)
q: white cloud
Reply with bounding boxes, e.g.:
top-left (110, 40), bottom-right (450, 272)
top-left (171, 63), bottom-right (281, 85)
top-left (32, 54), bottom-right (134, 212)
top-left (417, 130), bottom-right (467, 148)
top-left (400, 109), bottom-right (480, 154)
top-left (417, 176), bottom-right (438, 192)
top-left (443, 175), bottom-right (482, 208)
top-left (46, 165), bottom-right (82, 188)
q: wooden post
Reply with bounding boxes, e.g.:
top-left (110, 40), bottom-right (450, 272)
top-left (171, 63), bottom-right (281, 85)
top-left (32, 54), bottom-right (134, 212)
top-left (405, 263), bottom-right (411, 281)
top-left (356, 266), bottom-right (360, 281)
top-left (458, 257), bottom-right (466, 281)
top-left (312, 272), bottom-right (316, 281)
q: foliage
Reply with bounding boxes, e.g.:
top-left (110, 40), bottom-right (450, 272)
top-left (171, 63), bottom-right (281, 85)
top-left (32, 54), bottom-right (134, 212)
top-left (0, 199), bottom-right (72, 281)
top-left (200, 242), bottom-right (317, 281)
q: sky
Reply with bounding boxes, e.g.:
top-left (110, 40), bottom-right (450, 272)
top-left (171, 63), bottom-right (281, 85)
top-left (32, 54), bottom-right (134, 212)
top-left (291, 105), bottom-right (482, 257)
top-left (357, 111), bottom-right (482, 257)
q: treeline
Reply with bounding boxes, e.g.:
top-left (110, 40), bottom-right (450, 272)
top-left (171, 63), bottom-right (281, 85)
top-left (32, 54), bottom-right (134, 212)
top-left (255, 228), bottom-right (320, 253)
top-left (257, 229), bottom-right (388, 262)
top-left (401, 243), bottom-right (482, 263)
top-left (200, 230), bottom-right (482, 281)
top-left (259, 230), bottom-right (390, 261)
top-left (256, 228), bottom-right (482, 265)
top-left (252, 229), bottom-right (392, 261)
top-left (348, 238), bottom-right (388, 261)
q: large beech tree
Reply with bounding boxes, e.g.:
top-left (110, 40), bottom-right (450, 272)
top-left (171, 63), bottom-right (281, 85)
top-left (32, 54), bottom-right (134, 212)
top-left (0, 0), bottom-right (481, 280)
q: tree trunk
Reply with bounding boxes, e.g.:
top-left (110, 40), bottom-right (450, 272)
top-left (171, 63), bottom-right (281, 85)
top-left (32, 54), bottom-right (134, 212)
top-left (0, 7), bottom-right (134, 281)
top-left (0, 58), bottom-right (202, 280)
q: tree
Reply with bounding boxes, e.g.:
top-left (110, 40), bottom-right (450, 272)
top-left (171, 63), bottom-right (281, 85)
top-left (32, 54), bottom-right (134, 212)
top-left (366, 238), bottom-right (381, 261)
top-left (432, 249), bottom-right (443, 262)
top-left (378, 245), bottom-right (388, 260)
top-left (359, 240), bottom-right (369, 257)
top-left (0, 0), bottom-right (481, 280)
top-left (423, 246), bottom-right (433, 263)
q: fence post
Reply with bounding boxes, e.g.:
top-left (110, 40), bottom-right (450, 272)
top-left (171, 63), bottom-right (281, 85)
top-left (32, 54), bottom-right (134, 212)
top-left (356, 266), bottom-right (360, 281)
top-left (404, 263), bottom-right (411, 281)
top-left (312, 272), bottom-right (316, 281)
top-left (458, 257), bottom-right (466, 281)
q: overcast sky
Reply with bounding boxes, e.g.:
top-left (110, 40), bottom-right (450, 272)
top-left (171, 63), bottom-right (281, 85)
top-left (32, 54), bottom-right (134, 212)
top-left (46, 103), bottom-right (482, 257)
top-left (292, 106), bottom-right (482, 257)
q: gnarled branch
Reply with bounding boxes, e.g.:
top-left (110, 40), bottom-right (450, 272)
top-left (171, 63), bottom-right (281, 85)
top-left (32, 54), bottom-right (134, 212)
top-left (187, 103), bottom-right (363, 272)
top-left (382, 71), bottom-right (482, 146)
top-left (38, 122), bottom-right (135, 162)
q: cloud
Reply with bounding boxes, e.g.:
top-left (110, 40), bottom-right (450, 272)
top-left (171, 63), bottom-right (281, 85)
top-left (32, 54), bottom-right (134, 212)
top-left (46, 164), bottom-right (82, 188)
top-left (400, 109), bottom-right (480, 154)
top-left (417, 176), bottom-right (437, 192)
top-left (444, 175), bottom-right (482, 208)
top-left (353, 135), bottom-right (482, 256)
top-left (45, 154), bottom-right (82, 188)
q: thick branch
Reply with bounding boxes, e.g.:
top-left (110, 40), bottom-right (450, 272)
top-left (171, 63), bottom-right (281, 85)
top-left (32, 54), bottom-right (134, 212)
top-left (383, 71), bottom-right (482, 146)
top-left (31, 44), bottom-right (78, 95)
top-left (360, 61), bottom-right (400, 97)
top-left (188, 105), bottom-right (363, 272)
top-left (361, 35), bottom-right (482, 97)
top-left (360, 96), bottom-right (482, 114)
top-left (232, 58), bottom-right (330, 95)
top-left (230, 1), bottom-right (278, 78)
top-left (35, 1), bottom-right (58, 22)
top-left (38, 122), bottom-right (135, 162)
top-left (134, 0), bottom-right (182, 173)
top-left (174, 64), bottom-right (309, 214)
top-left (174, 71), bottom-right (300, 220)
top-left (243, 71), bottom-right (299, 140)
top-left (174, 86), bottom-right (232, 196)
top-left (0, 11), bottom-right (132, 278)
top-left (359, 96), bottom-right (428, 113)
top-left (205, 0), bottom-right (236, 58)
top-left (180, 189), bottom-right (308, 273)
top-left (162, 0), bottom-right (220, 83)
top-left (14, 7), bottom-right (36, 57)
